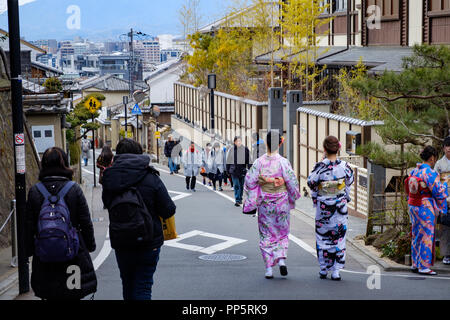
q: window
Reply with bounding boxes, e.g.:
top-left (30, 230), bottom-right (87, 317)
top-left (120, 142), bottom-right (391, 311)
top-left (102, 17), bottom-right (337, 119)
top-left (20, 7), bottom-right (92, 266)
top-left (334, 0), bottom-right (347, 12)
top-left (430, 0), bottom-right (450, 12)
top-left (45, 130), bottom-right (53, 138)
top-left (33, 131), bottom-right (41, 138)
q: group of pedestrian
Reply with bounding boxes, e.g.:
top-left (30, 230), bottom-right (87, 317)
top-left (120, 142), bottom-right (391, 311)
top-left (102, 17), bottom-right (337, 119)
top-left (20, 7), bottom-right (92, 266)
top-left (25, 138), bottom-right (176, 301)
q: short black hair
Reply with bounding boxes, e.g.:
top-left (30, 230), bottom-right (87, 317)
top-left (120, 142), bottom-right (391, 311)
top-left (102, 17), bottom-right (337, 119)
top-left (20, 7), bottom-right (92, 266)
top-left (420, 146), bottom-right (438, 162)
top-left (116, 139), bottom-right (143, 155)
top-left (234, 136), bottom-right (241, 143)
top-left (444, 136), bottom-right (450, 147)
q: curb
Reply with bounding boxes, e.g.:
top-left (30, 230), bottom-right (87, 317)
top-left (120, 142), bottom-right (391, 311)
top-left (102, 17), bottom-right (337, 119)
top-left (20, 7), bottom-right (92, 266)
top-left (0, 270), bottom-right (18, 298)
top-left (292, 208), bottom-right (450, 274)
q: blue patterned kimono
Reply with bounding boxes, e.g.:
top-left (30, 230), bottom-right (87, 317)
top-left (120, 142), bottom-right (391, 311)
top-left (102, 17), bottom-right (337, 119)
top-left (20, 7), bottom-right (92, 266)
top-left (307, 159), bottom-right (354, 272)
top-left (407, 163), bottom-right (448, 269)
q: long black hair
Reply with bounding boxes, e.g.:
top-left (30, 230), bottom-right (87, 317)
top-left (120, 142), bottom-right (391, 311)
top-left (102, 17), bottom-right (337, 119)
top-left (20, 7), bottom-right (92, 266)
top-left (39, 147), bottom-right (74, 181)
top-left (98, 145), bottom-right (114, 166)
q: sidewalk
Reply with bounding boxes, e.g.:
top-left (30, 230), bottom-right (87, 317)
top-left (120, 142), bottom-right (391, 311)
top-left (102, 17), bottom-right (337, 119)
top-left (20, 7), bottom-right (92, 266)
top-left (293, 196), bottom-right (450, 274)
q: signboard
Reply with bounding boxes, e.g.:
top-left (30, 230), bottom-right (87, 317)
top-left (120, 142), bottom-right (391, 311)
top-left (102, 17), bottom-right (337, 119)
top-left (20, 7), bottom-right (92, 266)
top-left (84, 97), bottom-right (102, 114)
top-left (155, 131), bottom-right (161, 139)
top-left (131, 104), bottom-right (142, 116)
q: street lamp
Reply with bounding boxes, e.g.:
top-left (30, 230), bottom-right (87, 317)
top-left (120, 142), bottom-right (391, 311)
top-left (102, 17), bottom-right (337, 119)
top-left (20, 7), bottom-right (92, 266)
top-left (208, 74), bottom-right (216, 131)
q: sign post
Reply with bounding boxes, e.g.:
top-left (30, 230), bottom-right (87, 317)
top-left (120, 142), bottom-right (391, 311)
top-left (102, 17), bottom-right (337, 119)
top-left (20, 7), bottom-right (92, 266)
top-left (123, 96), bottom-right (128, 139)
top-left (84, 97), bottom-right (102, 187)
top-left (131, 103), bottom-right (142, 144)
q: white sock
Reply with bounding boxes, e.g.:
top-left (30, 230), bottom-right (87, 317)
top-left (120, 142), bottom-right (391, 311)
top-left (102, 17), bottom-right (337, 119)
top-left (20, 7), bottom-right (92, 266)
top-left (278, 259), bottom-right (286, 267)
top-left (265, 267), bottom-right (273, 276)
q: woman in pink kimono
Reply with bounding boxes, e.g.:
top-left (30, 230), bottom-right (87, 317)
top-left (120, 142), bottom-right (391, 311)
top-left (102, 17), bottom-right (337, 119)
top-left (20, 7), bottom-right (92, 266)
top-left (243, 131), bottom-right (301, 279)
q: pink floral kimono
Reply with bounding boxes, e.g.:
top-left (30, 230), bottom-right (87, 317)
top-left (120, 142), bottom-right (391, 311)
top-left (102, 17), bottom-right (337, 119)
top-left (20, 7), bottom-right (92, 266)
top-left (243, 154), bottom-right (301, 268)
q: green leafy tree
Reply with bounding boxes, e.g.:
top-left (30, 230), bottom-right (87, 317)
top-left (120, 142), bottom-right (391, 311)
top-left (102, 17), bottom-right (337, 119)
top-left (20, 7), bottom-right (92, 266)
top-left (43, 77), bottom-right (63, 93)
top-left (351, 45), bottom-right (450, 171)
top-left (66, 93), bottom-right (105, 165)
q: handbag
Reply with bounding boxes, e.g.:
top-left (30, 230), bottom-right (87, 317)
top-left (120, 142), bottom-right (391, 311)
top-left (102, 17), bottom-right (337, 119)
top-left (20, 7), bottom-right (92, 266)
top-left (160, 216), bottom-right (178, 240)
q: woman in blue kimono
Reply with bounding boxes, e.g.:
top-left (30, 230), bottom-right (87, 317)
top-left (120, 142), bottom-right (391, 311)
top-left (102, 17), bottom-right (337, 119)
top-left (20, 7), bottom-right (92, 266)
top-left (307, 136), bottom-right (354, 281)
top-left (405, 146), bottom-right (448, 275)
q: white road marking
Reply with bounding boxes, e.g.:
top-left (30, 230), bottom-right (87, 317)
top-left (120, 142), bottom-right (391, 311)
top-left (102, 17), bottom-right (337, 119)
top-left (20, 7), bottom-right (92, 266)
top-left (289, 234), bottom-right (317, 258)
top-left (168, 190), bottom-right (191, 201)
top-left (164, 230), bottom-right (247, 255)
top-left (93, 193), bottom-right (187, 271)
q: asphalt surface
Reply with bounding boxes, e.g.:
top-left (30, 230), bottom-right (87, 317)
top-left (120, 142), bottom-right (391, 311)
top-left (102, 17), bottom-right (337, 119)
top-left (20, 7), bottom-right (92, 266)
top-left (81, 156), bottom-right (450, 300)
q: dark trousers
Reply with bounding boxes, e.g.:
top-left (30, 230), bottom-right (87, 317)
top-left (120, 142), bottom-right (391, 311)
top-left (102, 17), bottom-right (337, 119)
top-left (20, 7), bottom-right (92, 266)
top-left (232, 176), bottom-right (245, 203)
top-left (115, 247), bottom-right (161, 301)
top-left (186, 176), bottom-right (197, 190)
top-left (209, 171), bottom-right (223, 189)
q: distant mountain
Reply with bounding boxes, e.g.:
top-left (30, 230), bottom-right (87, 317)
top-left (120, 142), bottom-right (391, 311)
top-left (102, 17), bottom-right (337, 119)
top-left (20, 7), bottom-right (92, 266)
top-left (0, 0), bottom-right (225, 41)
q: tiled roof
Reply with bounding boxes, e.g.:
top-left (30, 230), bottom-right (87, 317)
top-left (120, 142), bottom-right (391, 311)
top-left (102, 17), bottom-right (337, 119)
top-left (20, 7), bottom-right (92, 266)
top-left (80, 74), bottom-right (148, 92)
top-left (297, 107), bottom-right (384, 127)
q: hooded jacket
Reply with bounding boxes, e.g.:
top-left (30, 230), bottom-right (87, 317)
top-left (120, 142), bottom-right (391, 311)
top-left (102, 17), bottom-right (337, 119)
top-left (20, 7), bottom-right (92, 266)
top-left (102, 154), bottom-right (176, 250)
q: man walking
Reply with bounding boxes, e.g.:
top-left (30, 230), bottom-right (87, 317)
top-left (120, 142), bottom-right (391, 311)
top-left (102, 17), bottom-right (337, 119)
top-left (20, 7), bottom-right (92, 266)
top-left (182, 141), bottom-right (202, 192)
top-left (164, 135), bottom-right (177, 175)
top-left (102, 139), bottom-right (176, 300)
top-left (435, 136), bottom-right (450, 265)
top-left (227, 136), bottom-right (251, 207)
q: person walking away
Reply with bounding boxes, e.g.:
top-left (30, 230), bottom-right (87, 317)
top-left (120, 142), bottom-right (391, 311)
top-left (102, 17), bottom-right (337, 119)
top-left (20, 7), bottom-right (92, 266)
top-left (243, 132), bottom-right (300, 279)
top-left (227, 137), bottom-right (251, 206)
top-left (252, 132), bottom-right (267, 164)
top-left (102, 139), bottom-right (176, 300)
top-left (202, 143), bottom-right (213, 186)
top-left (81, 136), bottom-right (91, 167)
top-left (25, 147), bottom-right (97, 300)
top-left (434, 136), bottom-right (450, 265)
top-left (307, 136), bottom-right (354, 281)
top-left (164, 135), bottom-right (177, 175)
top-left (97, 145), bottom-right (114, 185)
top-left (405, 146), bottom-right (448, 275)
top-left (172, 138), bottom-right (183, 174)
top-left (182, 141), bottom-right (202, 192)
top-left (208, 143), bottom-right (225, 191)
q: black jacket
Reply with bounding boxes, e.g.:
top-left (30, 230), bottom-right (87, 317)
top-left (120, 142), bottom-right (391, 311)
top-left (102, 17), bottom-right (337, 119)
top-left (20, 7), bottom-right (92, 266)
top-left (102, 154), bottom-right (176, 250)
top-left (164, 141), bottom-right (176, 158)
top-left (25, 177), bottom-right (97, 300)
top-left (226, 145), bottom-right (252, 178)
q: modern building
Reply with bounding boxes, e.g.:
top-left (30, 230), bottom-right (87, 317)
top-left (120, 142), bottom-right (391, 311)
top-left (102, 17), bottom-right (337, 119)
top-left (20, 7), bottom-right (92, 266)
top-left (98, 53), bottom-right (131, 80)
top-left (134, 38), bottom-right (162, 71)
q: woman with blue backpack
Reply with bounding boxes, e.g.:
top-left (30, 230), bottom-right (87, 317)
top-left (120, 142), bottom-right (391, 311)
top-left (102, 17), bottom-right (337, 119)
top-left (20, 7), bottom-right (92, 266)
top-left (25, 147), bottom-right (97, 300)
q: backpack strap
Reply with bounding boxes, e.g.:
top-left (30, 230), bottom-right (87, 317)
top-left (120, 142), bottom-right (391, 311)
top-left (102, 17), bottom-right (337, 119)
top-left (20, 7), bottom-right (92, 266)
top-left (35, 182), bottom-right (52, 201)
top-left (58, 181), bottom-right (76, 199)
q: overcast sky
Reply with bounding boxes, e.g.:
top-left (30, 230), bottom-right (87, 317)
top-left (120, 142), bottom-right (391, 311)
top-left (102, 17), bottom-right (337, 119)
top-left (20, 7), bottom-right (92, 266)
top-left (0, 0), bottom-right (226, 41)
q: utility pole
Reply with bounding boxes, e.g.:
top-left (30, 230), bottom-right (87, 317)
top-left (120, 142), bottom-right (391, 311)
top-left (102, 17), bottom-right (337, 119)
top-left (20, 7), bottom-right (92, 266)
top-left (92, 114), bottom-right (97, 188)
top-left (129, 28), bottom-right (134, 99)
top-left (7, 0), bottom-right (29, 294)
top-left (123, 95), bottom-right (128, 137)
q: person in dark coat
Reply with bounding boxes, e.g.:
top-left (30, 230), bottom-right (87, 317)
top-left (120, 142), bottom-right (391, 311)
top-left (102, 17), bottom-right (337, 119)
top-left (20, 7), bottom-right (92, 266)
top-left (226, 136), bottom-right (252, 207)
top-left (25, 147), bottom-right (97, 300)
top-left (164, 135), bottom-right (177, 175)
top-left (102, 139), bottom-right (176, 300)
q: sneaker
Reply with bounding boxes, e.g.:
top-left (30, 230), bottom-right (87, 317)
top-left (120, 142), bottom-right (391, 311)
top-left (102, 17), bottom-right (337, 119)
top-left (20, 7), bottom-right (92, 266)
top-left (411, 266), bottom-right (419, 273)
top-left (170, 172), bottom-right (174, 175)
top-left (186, 186), bottom-right (190, 191)
top-left (265, 268), bottom-right (273, 279)
top-left (235, 202), bottom-right (241, 207)
top-left (192, 189), bottom-right (196, 192)
top-left (319, 271), bottom-right (328, 279)
top-left (443, 256), bottom-right (450, 265)
top-left (219, 187), bottom-right (223, 192)
top-left (213, 187), bottom-right (217, 191)
top-left (279, 266), bottom-right (288, 277)
top-left (331, 270), bottom-right (341, 281)
top-left (418, 268), bottom-right (437, 275)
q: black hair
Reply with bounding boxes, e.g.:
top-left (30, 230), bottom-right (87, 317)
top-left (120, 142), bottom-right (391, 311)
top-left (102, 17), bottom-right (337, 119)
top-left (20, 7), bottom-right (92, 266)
top-left (99, 145), bottom-right (114, 165)
top-left (266, 131), bottom-right (283, 152)
top-left (444, 136), bottom-right (450, 147)
top-left (39, 147), bottom-right (74, 181)
top-left (234, 136), bottom-right (242, 143)
top-left (420, 146), bottom-right (438, 162)
top-left (116, 139), bottom-right (143, 155)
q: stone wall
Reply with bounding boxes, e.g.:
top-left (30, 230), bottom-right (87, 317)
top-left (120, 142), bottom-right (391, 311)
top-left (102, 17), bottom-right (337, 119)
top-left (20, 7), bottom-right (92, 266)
top-left (0, 59), bottom-right (40, 248)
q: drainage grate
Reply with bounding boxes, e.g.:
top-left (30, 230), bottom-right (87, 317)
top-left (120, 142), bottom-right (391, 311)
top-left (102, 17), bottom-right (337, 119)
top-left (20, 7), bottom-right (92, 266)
top-left (199, 254), bottom-right (247, 262)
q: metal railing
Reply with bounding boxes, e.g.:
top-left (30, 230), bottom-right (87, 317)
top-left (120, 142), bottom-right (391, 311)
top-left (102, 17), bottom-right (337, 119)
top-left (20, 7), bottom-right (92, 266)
top-left (0, 200), bottom-right (18, 268)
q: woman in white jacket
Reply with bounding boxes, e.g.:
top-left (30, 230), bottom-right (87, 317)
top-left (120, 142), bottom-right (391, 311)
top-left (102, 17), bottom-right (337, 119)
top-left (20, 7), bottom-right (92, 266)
top-left (207, 143), bottom-right (226, 191)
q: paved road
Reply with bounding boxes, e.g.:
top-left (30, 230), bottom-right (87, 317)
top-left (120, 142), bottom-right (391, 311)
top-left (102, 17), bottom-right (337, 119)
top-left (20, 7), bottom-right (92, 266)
top-left (78, 154), bottom-right (450, 301)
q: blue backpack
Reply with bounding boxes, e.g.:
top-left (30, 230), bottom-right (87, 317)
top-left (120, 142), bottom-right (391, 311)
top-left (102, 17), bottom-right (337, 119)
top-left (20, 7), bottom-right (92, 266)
top-left (35, 181), bottom-right (80, 263)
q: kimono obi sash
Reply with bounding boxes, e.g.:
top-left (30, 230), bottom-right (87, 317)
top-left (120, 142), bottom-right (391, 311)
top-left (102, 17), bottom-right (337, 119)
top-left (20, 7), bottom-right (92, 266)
top-left (258, 176), bottom-right (287, 194)
top-left (404, 175), bottom-right (432, 207)
top-left (318, 179), bottom-right (346, 197)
